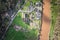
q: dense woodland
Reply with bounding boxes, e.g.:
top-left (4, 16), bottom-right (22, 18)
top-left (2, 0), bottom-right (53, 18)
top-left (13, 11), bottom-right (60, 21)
top-left (0, 0), bottom-right (26, 39)
top-left (0, 0), bottom-right (19, 39)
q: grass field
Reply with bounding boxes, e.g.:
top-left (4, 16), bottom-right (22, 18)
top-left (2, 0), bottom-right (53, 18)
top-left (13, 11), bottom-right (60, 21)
top-left (4, 0), bottom-right (42, 40)
top-left (49, 2), bottom-right (58, 39)
top-left (4, 12), bottom-right (39, 40)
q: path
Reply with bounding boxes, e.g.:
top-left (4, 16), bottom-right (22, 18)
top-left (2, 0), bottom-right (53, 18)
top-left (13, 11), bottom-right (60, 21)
top-left (40, 0), bottom-right (51, 40)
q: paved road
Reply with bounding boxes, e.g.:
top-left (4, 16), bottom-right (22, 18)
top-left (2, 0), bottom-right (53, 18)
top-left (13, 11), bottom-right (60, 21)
top-left (40, 0), bottom-right (51, 40)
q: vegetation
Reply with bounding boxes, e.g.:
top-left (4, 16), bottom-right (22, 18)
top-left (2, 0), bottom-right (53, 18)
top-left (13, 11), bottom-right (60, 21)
top-left (0, 0), bottom-right (21, 39)
top-left (13, 12), bottom-right (29, 29)
top-left (49, 0), bottom-right (60, 40)
top-left (4, 12), bottom-right (39, 40)
top-left (5, 26), bottom-right (38, 40)
top-left (22, 0), bottom-right (41, 10)
top-left (0, 0), bottom-right (42, 40)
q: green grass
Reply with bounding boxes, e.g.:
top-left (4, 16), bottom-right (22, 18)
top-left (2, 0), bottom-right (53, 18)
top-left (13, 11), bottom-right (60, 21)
top-left (22, 1), bottom-right (30, 10)
top-left (4, 12), bottom-right (39, 40)
top-left (5, 26), bottom-right (38, 40)
top-left (49, 4), bottom-right (58, 39)
top-left (50, 12), bottom-right (57, 38)
top-left (4, 0), bottom-right (41, 40)
top-left (13, 12), bottom-right (30, 29)
top-left (31, 0), bottom-right (41, 3)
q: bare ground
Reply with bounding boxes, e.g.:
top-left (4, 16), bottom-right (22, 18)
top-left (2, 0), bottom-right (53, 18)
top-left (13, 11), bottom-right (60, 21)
top-left (40, 0), bottom-right (51, 40)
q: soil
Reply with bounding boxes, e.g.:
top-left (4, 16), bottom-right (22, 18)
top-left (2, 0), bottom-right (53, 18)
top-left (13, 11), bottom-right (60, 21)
top-left (40, 0), bottom-right (51, 40)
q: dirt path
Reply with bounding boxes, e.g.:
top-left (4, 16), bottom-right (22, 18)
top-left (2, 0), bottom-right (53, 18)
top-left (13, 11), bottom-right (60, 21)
top-left (40, 0), bottom-right (51, 40)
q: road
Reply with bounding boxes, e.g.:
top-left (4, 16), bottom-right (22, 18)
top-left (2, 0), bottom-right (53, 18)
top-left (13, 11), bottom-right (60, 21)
top-left (40, 0), bottom-right (51, 40)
